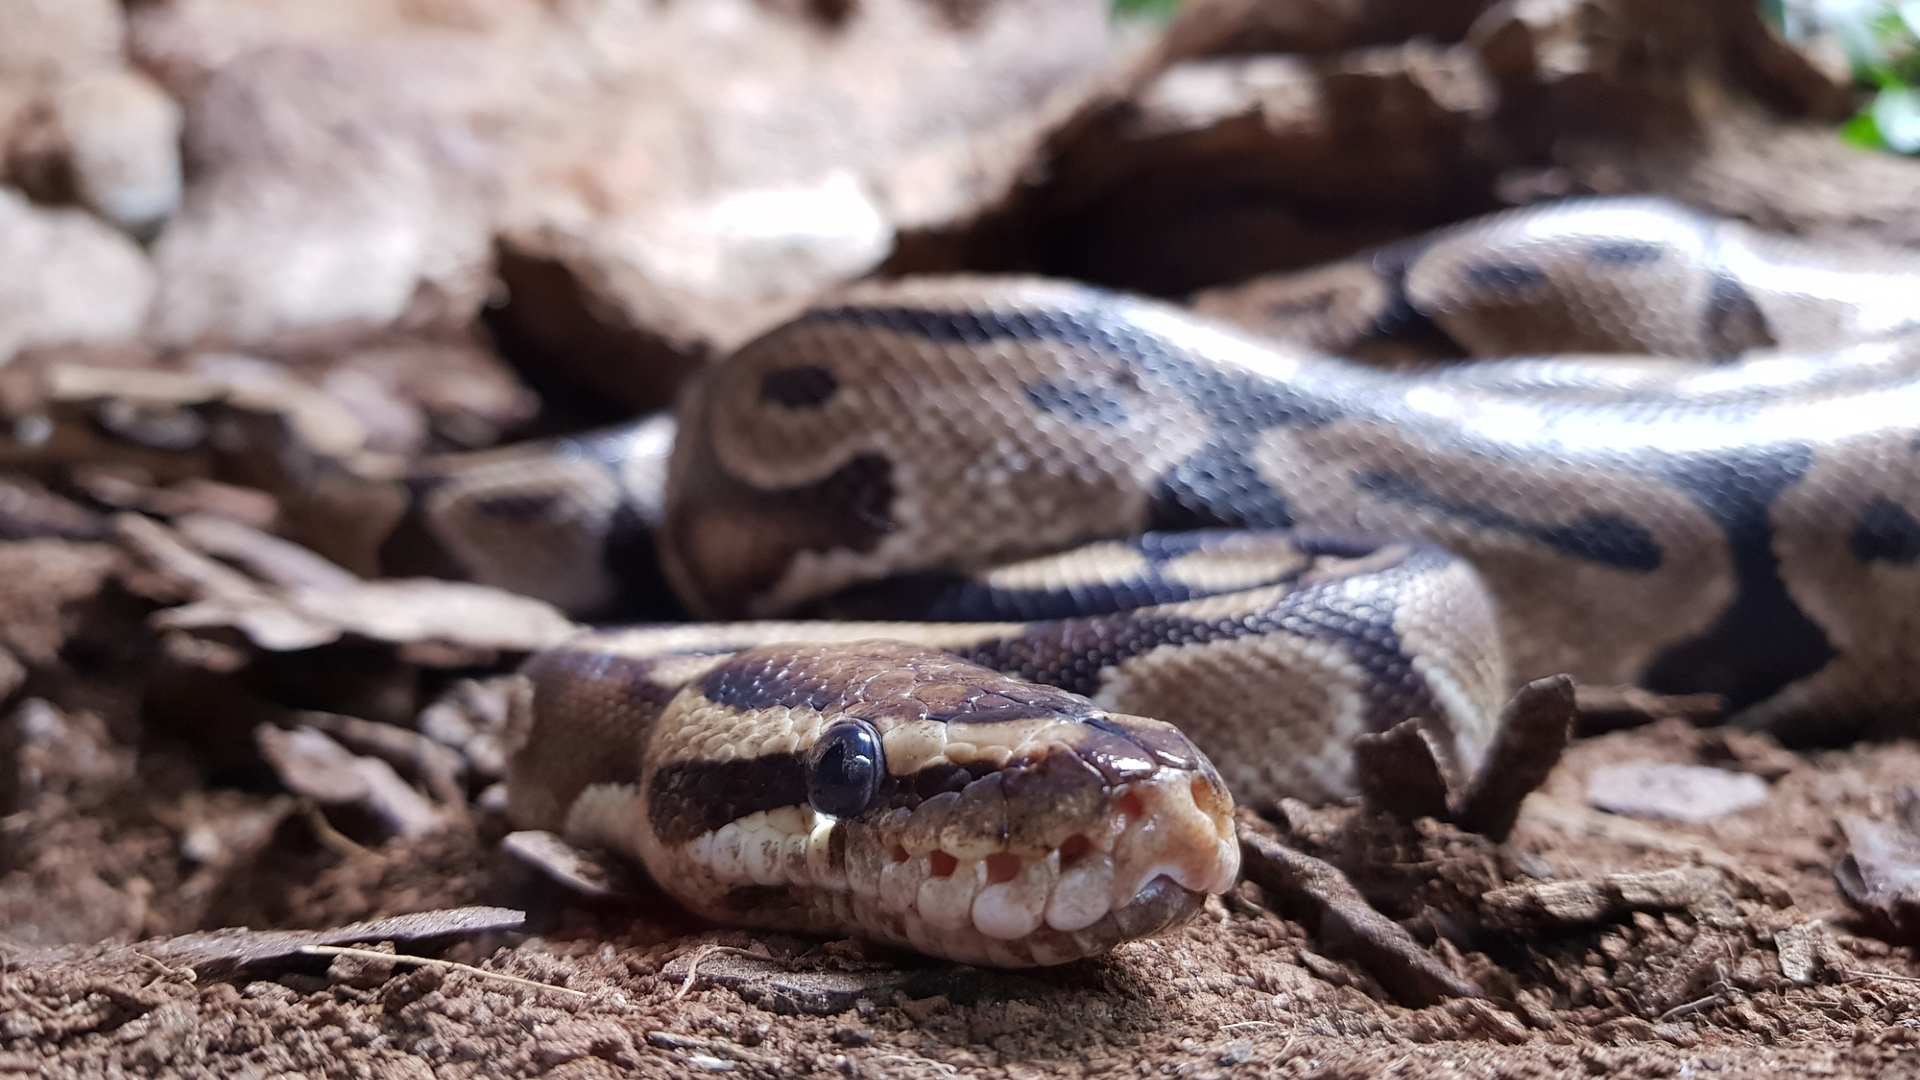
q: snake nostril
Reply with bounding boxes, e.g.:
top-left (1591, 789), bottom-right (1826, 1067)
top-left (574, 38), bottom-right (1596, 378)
top-left (1117, 790), bottom-right (1146, 819)
top-left (1190, 776), bottom-right (1217, 810)
top-left (929, 850), bottom-right (958, 878)
top-left (985, 852), bottom-right (1022, 883)
top-left (1058, 834), bottom-right (1092, 867)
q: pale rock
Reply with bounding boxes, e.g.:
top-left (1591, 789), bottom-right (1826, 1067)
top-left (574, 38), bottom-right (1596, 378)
top-left (619, 171), bottom-right (893, 305)
top-left (129, 0), bottom-right (1114, 381)
top-left (0, 187), bottom-right (155, 363)
top-left (145, 48), bottom-right (493, 350)
top-left (56, 68), bottom-right (184, 234)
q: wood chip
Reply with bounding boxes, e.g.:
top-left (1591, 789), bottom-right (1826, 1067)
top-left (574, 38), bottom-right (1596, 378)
top-left (1236, 820), bottom-right (1482, 1006)
top-left (1836, 790), bottom-right (1920, 944)
top-left (1, 907), bottom-right (526, 978)
top-left (1481, 866), bottom-right (1729, 929)
top-left (1458, 675), bottom-right (1576, 841)
top-left (1774, 922), bottom-right (1824, 986)
top-left (1352, 718), bottom-right (1451, 823)
top-left (122, 512), bottom-right (578, 654)
top-left (175, 512), bottom-right (358, 590)
top-left (255, 725), bottom-right (444, 837)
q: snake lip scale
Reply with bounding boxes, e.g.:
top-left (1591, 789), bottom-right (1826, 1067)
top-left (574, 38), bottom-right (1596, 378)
top-left (494, 197), bottom-right (1920, 965)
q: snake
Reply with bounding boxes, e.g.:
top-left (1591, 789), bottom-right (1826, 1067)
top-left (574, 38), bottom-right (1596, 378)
top-left (480, 196), bottom-right (1920, 966)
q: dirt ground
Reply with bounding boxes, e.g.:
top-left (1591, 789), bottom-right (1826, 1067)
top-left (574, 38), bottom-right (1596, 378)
top-left (7, 716), bottom-right (1920, 1079)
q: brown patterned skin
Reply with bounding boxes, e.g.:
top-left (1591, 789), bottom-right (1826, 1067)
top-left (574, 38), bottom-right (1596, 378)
top-left (495, 197), bottom-right (1920, 964)
top-left (664, 272), bottom-right (1920, 745)
top-left (1195, 196), bottom-right (1920, 363)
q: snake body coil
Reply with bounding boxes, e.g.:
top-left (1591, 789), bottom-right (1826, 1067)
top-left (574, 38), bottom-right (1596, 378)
top-left (494, 197), bottom-right (1920, 964)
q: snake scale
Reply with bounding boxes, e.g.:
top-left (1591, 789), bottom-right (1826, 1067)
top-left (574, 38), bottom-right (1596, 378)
top-left (475, 197), bottom-right (1920, 965)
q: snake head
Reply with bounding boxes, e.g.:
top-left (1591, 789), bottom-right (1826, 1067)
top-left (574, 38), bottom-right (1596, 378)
top-left (613, 641), bottom-right (1239, 967)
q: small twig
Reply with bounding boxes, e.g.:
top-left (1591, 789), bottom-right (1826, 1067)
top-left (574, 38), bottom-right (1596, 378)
top-left (130, 952), bottom-right (198, 985)
top-left (297, 945), bottom-right (587, 999)
top-left (1218, 1020), bottom-right (1279, 1032)
top-left (1841, 968), bottom-right (1920, 985)
top-left (671, 945), bottom-right (760, 1000)
top-left (1657, 991), bottom-right (1726, 1022)
top-left (302, 802), bottom-right (373, 859)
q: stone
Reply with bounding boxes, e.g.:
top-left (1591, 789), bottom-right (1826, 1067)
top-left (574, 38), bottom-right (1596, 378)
top-left (56, 69), bottom-right (183, 235)
top-left (1586, 761), bottom-right (1770, 824)
top-left (144, 47), bottom-right (493, 351)
top-left (128, 0), bottom-right (1117, 402)
top-left (0, 188), bottom-right (155, 363)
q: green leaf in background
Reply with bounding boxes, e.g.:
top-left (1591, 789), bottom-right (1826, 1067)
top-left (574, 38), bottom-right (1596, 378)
top-left (1772, 0), bottom-right (1920, 154)
top-left (1111, 0), bottom-right (1183, 23)
top-left (1841, 107), bottom-right (1891, 147)
top-left (1871, 85), bottom-right (1920, 149)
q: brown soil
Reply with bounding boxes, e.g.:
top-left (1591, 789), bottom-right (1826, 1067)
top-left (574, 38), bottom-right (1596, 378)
top-left (6, 717), bottom-right (1920, 1079)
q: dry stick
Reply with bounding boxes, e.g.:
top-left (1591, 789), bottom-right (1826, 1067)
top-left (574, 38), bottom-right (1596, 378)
top-left (1841, 968), bottom-right (1920, 985)
top-left (301, 802), bottom-right (374, 859)
top-left (672, 945), bottom-right (762, 1000)
top-left (1656, 992), bottom-right (1727, 1022)
top-left (297, 945), bottom-right (588, 999)
top-left (130, 952), bottom-right (198, 985)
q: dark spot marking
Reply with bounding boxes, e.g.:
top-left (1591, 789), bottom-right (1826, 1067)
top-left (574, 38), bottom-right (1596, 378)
top-left (801, 299), bottom-right (1342, 436)
top-left (647, 752), bottom-right (807, 845)
top-left (1852, 497), bottom-right (1920, 564)
top-left (1024, 379), bottom-right (1130, 426)
top-left (799, 296), bottom-right (1344, 547)
top-left (1643, 447), bottom-right (1833, 708)
top-left (1357, 471), bottom-right (1662, 570)
top-left (758, 365), bottom-right (839, 408)
top-left (1702, 272), bottom-right (1774, 358)
top-left (960, 545), bottom-right (1461, 747)
top-left (1462, 262), bottom-right (1549, 292)
top-left (1150, 449), bottom-right (1296, 531)
top-left (473, 492), bottom-right (564, 522)
top-left (1586, 240), bottom-right (1666, 265)
top-left (665, 443), bottom-right (897, 617)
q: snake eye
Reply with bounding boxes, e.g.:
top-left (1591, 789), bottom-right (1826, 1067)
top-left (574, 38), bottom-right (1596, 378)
top-left (807, 720), bottom-right (884, 818)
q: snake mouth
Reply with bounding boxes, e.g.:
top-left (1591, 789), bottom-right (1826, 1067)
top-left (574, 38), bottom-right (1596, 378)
top-left (881, 768), bottom-right (1239, 941)
top-left (865, 752), bottom-right (1240, 968)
